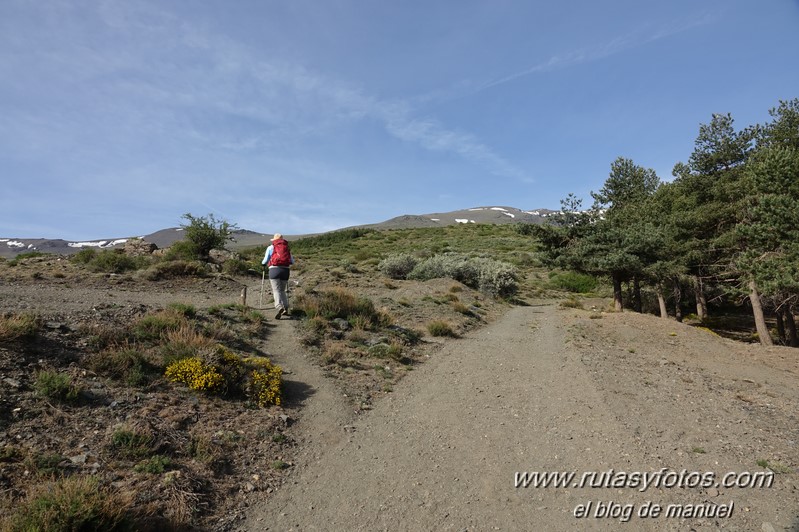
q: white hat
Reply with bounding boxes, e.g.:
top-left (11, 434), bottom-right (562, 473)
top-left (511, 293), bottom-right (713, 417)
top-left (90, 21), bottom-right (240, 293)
top-left (271, 233), bottom-right (283, 241)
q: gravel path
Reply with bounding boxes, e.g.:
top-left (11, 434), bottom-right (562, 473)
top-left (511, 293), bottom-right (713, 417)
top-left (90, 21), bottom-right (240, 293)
top-left (239, 305), bottom-right (770, 531)
top-left (5, 271), bottom-right (795, 530)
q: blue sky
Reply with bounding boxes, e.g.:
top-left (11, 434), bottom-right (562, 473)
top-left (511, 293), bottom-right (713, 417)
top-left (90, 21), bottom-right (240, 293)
top-left (1, 0), bottom-right (798, 240)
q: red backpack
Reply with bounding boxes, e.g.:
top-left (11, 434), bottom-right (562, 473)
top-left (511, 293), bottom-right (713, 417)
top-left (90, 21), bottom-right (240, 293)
top-left (269, 239), bottom-right (291, 267)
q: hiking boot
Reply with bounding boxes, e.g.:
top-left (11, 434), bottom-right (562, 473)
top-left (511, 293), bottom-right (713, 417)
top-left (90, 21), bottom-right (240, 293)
top-left (275, 308), bottom-right (284, 319)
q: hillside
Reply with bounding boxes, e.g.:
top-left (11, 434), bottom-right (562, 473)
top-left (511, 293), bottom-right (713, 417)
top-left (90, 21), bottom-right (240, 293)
top-left (0, 206), bottom-right (555, 258)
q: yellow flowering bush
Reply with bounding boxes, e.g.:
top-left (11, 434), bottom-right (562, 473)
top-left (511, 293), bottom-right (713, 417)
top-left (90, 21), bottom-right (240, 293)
top-left (246, 358), bottom-right (283, 407)
top-left (164, 357), bottom-right (224, 392)
top-left (165, 345), bottom-right (282, 407)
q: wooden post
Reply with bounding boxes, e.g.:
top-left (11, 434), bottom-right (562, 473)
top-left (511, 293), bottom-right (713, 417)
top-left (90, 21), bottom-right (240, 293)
top-left (240, 287), bottom-right (247, 308)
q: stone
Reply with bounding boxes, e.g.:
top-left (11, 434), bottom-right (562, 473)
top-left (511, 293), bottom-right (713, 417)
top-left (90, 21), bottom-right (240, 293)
top-left (124, 239), bottom-right (157, 256)
top-left (331, 318), bottom-right (350, 331)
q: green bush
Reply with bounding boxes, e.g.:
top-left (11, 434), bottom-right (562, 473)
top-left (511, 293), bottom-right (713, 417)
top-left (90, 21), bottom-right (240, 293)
top-left (71, 248), bottom-right (148, 273)
top-left (297, 288), bottom-right (379, 324)
top-left (132, 310), bottom-right (187, 343)
top-left (409, 253), bottom-right (479, 287)
top-left (29, 453), bottom-right (67, 477)
top-left (378, 253), bottom-right (418, 280)
top-left (110, 428), bottom-right (154, 460)
top-left (475, 258), bottom-right (518, 298)
top-left (290, 228), bottom-right (374, 253)
top-left (180, 212), bottom-right (237, 260)
top-left (549, 271), bottom-right (598, 293)
top-left (408, 253), bottom-right (518, 297)
top-left (7, 251), bottom-right (47, 266)
top-left (144, 260), bottom-right (206, 280)
top-left (34, 370), bottom-right (82, 403)
top-left (7, 476), bottom-right (130, 531)
top-left (222, 258), bottom-right (252, 275)
top-left (162, 240), bottom-right (199, 262)
top-left (134, 455), bottom-right (172, 474)
top-left (86, 348), bottom-right (155, 386)
top-left (166, 302), bottom-right (197, 318)
top-left (71, 248), bottom-right (97, 265)
top-left (88, 249), bottom-right (147, 273)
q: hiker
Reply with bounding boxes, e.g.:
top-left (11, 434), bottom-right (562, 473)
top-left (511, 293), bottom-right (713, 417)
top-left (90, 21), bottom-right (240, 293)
top-left (262, 233), bottom-right (294, 319)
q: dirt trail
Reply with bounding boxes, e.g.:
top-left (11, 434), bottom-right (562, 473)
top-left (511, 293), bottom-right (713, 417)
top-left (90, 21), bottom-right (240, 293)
top-left (240, 304), bottom-right (797, 531)
top-left (5, 267), bottom-right (795, 530)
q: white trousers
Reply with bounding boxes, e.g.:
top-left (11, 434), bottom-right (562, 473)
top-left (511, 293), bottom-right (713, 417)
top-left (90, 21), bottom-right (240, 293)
top-left (269, 278), bottom-right (289, 311)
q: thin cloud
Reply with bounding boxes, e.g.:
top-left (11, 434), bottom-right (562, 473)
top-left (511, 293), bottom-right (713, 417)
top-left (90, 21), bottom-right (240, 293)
top-left (101, 2), bottom-right (528, 181)
top-left (476, 15), bottom-right (715, 93)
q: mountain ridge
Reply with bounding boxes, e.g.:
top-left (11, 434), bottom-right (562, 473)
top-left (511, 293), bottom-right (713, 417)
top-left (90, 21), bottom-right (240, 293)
top-left (0, 205), bottom-right (556, 258)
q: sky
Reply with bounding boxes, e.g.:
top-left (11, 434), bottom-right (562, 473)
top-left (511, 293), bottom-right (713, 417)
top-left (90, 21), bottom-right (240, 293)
top-left (1, 0), bottom-right (798, 240)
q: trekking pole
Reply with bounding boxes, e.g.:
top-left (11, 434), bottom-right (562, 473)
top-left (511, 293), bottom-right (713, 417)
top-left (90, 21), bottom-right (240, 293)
top-left (259, 269), bottom-right (265, 309)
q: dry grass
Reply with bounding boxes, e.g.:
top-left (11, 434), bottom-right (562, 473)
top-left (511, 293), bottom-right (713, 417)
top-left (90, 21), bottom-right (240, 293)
top-left (0, 312), bottom-right (40, 341)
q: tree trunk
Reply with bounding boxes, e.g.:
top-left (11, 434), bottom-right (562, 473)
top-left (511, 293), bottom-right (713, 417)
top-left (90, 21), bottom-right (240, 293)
top-left (694, 275), bottom-right (707, 321)
top-left (632, 276), bottom-right (642, 313)
top-left (775, 310), bottom-right (786, 345)
top-left (612, 273), bottom-right (623, 312)
top-left (748, 280), bottom-right (773, 346)
top-left (784, 307), bottom-right (798, 347)
top-left (656, 284), bottom-right (669, 319)
top-left (673, 278), bottom-right (683, 322)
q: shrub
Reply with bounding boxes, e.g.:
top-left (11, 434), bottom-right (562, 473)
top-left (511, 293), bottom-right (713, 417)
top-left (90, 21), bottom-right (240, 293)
top-left (164, 346), bottom-right (283, 406)
top-left (144, 259), bottom-right (206, 280)
top-left (378, 253), bottom-right (418, 280)
top-left (165, 357), bottom-right (225, 393)
top-left (132, 310), bottom-right (187, 343)
top-left (162, 240), bottom-right (199, 262)
top-left (86, 348), bottom-right (154, 386)
top-left (296, 288), bottom-right (387, 329)
top-left (475, 258), bottom-right (518, 298)
top-left (85, 249), bottom-right (147, 273)
top-left (71, 248), bottom-right (97, 265)
top-left (0, 312), bottom-right (40, 341)
top-left (180, 213), bottom-right (238, 260)
top-left (110, 427), bottom-right (154, 460)
top-left (28, 453), bottom-right (67, 477)
top-left (298, 316), bottom-right (326, 347)
top-left (427, 320), bottom-right (458, 338)
top-left (452, 302), bottom-right (472, 315)
top-left (549, 271), bottom-right (598, 293)
top-left (368, 341), bottom-right (410, 364)
top-left (408, 253), bottom-right (518, 297)
top-left (167, 302), bottom-right (197, 318)
top-left (560, 297), bottom-right (584, 309)
top-left (409, 253), bottom-right (479, 287)
top-left (246, 357), bottom-right (283, 407)
top-left (7, 476), bottom-right (130, 531)
top-left (34, 370), bottom-right (81, 403)
top-left (134, 455), bottom-right (172, 474)
top-left (222, 258), bottom-right (252, 275)
top-left (290, 228), bottom-right (374, 254)
top-left (7, 251), bottom-right (47, 266)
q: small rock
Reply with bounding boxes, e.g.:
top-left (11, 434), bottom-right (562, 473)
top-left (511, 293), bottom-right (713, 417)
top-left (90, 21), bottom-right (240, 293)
top-left (244, 482), bottom-right (256, 493)
top-left (707, 487), bottom-right (719, 497)
top-left (69, 454), bottom-right (88, 465)
top-left (331, 318), bottom-right (350, 331)
top-left (2, 378), bottom-right (20, 388)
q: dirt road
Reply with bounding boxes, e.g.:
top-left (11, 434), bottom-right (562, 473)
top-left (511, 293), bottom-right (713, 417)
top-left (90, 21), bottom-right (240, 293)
top-left (240, 305), bottom-right (798, 531)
